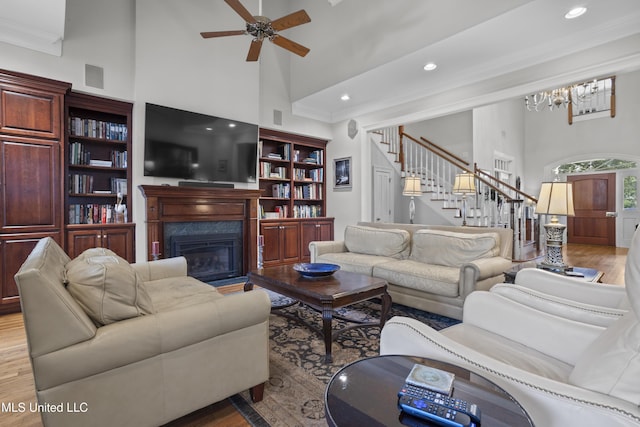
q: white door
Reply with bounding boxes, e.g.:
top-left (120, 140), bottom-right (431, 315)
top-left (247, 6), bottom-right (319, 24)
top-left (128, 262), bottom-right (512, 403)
top-left (373, 166), bottom-right (393, 222)
top-left (617, 168), bottom-right (640, 248)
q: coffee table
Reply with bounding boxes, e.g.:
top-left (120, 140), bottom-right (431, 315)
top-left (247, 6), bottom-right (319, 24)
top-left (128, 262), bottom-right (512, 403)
top-left (244, 265), bottom-right (392, 363)
top-left (325, 355), bottom-right (534, 427)
top-left (504, 261), bottom-right (604, 284)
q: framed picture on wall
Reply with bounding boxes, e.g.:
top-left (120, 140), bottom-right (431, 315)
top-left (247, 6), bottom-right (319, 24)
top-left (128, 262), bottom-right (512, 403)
top-left (334, 157), bottom-right (352, 190)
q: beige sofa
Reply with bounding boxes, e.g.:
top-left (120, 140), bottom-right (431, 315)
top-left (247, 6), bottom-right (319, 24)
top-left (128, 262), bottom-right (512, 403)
top-left (14, 237), bottom-right (271, 427)
top-left (310, 222), bottom-right (512, 319)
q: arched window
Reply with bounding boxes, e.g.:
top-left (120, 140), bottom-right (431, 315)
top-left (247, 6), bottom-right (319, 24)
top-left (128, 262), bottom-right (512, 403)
top-left (554, 159), bottom-right (636, 174)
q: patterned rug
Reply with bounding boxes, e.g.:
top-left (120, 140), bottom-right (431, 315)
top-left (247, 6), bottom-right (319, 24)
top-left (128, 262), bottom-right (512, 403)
top-left (230, 291), bottom-right (459, 426)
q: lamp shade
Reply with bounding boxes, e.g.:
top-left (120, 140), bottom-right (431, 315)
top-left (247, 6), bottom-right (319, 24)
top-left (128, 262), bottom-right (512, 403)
top-left (403, 175), bottom-right (422, 196)
top-left (535, 181), bottom-right (575, 216)
top-left (452, 173), bottom-right (476, 194)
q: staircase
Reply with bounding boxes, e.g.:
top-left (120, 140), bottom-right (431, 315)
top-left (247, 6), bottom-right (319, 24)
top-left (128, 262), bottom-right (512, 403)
top-left (373, 125), bottom-right (540, 261)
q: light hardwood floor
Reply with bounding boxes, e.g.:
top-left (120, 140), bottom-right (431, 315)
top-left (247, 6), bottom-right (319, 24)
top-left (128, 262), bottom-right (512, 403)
top-left (0, 243), bottom-right (628, 426)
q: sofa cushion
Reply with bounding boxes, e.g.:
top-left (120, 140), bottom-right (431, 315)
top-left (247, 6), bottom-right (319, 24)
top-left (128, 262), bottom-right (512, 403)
top-left (344, 225), bottom-right (411, 259)
top-left (145, 276), bottom-right (223, 312)
top-left (409, 229), bottom-right (500, 267)
top-left (374, 260), bottom-right (460, 297)
top-left (66, 248), bottom-right (155, 325)
top-left (569, 311), bottom-right (640, 405)
top-left (317, 252), bottom-right (396, 276)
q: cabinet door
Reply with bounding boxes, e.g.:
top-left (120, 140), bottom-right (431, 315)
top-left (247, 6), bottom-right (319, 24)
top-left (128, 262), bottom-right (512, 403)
top-left (1, 138), bottom-right (60, 232)
top-left (0, 84), bottom-right (62, 139)
top-left (300, 220), bottom-right (334, 261)
top-left (300, 222), bottom-right (318, 261)
top-left (67, 229), bottom-right (101, 259)
top-left (261, 222), bottom-right (282, 267)
top-left (0, 233), bottom-right (60, 314)
top-left (103, 227), bottom-right (135, 263)
top-left (280, 222), bottom-right (300, 264)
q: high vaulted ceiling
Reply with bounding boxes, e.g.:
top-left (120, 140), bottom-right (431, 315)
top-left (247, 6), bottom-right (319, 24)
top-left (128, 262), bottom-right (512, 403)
top-left (2, 0), bottom-right (640, 126)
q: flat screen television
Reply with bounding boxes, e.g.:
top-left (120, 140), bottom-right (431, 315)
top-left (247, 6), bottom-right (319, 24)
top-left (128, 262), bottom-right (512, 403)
top-left (144, 103), bottom-right (258, 183)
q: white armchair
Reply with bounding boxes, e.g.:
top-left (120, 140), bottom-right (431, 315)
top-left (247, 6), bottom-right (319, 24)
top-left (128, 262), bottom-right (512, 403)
top-left (380, 230), bottom-right (640, 426)
top-left (514, 267), bottom-right (629, 308)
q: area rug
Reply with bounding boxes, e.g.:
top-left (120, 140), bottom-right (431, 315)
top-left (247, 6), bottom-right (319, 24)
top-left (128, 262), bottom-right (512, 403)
top-left (230, 292), bottom-right (459, 426)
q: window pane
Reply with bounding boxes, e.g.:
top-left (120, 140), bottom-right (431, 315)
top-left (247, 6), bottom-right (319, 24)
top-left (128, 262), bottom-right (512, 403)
top-left (624, 176), bottom-right (637, 209)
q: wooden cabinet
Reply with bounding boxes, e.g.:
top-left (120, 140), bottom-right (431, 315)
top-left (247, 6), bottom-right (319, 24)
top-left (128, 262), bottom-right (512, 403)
top-left (258, 128), bottom-right (328, 220)
top-left (67, 224), bottom-right (135, 262)
top-left (64, 92), bottom-right (135, 262)
top-left (300, 218), bottom-right (335, 261)
top-left (257, 129), bottom-right (334, 267)
top-left (260, 220), bottom-right (301, 267)
top-left (0, 69), bottom-right (70, 314)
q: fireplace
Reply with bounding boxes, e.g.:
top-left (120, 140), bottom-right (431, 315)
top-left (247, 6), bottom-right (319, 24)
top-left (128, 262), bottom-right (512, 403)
top-left (170, 233), bottom-right (242, 282)
top-left (139, 185), bottom-right (261, 276)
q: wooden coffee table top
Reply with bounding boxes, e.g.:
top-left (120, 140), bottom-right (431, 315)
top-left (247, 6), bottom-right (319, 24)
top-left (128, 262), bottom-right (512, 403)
top-left (246, 265), bottom-right (388, 310)
top-left (245, 265), bottom-right (391, 363)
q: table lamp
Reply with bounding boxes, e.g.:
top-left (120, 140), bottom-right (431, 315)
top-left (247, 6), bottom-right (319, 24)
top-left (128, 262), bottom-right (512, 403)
top-left (535, 181), bottom-right (575, 271)
top-left (452, 173), bottom-right (476, 226)
top-left (403, 174), bottom-right (422, 224)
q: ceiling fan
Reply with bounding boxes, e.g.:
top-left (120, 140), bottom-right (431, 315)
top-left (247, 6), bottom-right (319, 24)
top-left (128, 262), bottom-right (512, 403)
top-left (200, 0), bottom-right (311, 62)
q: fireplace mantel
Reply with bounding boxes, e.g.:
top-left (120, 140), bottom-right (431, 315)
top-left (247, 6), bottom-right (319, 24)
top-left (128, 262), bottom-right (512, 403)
top-left (138, 185), bottom-right (261, 273)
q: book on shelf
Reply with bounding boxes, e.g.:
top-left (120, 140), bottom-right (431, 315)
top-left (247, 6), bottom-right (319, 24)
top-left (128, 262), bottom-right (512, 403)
top-left (69, 117), bottom-right (128, 141)
top-left (293, 205), bottom-right (322, 218)
top-left (68, 203), bottom-right (123, 224)
top-left (89, 159), bottom-right (113, 167)
top-left (271, 183), bottom-right (290, 199)
top-left (69, 174), bottom-right (94, 194)
top-left (111, 178), bottom-right (127, 195)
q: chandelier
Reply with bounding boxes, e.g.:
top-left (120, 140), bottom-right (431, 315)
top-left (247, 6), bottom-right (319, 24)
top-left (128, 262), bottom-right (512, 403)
top-left (524, 78), bottom-right (603, 112)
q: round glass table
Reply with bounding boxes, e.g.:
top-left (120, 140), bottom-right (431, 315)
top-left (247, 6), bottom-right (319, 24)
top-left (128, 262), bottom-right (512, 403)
top-left (325, 355), bottom-right (533, 427)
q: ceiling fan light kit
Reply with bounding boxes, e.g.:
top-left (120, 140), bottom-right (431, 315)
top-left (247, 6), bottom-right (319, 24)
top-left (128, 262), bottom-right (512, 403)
top-left (200, 0), bottom-right (311, 62)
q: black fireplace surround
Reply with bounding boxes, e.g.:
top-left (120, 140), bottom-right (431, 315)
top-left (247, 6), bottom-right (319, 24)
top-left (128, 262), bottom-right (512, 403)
top-left (165, 221), bottom-right (243, 283)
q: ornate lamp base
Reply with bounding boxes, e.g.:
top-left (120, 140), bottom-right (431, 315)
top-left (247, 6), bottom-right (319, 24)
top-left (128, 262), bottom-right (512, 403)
top-left (408, 196), bottom-right (415, 224)
top-left (539, 220), bottom-right (570, 272)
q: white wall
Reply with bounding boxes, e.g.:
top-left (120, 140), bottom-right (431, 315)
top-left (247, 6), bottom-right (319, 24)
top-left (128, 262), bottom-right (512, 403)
top-left (0, 0), bottom-right (134, 100)
top-left (473, 98), bottom-right (525, 181)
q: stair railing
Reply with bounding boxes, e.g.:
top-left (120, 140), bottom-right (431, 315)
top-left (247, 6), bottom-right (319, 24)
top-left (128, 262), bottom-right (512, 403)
top-left (376, 126), bottom-right (540, 260)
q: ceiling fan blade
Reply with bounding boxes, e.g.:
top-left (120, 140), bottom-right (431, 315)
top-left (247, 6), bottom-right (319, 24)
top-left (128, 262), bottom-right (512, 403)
top-left (271, 35), bottom-right (310, 57)
top-left (200, 30), bottom-right (246, 38)
top-left (224, 0), bottom-right (257, 24)
top-left (246, 39), bottom-right (263, 61)
top-left (271, 10), bottom-right (311, 31)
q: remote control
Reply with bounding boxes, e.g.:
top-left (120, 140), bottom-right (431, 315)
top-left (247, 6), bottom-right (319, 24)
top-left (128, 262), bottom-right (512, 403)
top-left (398, 395), bottom-right (475, 427)
top-left (399, 383), bottom-right (481, 424)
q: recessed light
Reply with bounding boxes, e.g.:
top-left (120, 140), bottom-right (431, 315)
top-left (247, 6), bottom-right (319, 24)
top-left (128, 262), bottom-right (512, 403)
top-left (205, 127), bottom-right (213, 131)
top-left (565, 7), bottom-right (587, 19)
top-left (423, 62), bottom-right (437, 71)
top-left (341, 94), bottom-right (350, 101)
top-left (228, 123), bottom-right (236, 128)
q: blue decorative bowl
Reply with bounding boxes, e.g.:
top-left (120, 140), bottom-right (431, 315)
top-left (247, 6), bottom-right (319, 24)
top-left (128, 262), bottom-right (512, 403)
top-left (293, 263), bottom-right (340, 278)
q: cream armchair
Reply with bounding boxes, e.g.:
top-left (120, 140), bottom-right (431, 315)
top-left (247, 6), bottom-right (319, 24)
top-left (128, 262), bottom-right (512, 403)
top-left (15, 237), bottom-right (271, 427)
top-left (380, 231), bottom-right (640, 426)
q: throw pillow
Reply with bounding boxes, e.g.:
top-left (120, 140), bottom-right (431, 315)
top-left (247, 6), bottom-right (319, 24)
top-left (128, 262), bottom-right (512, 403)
top-left (66, 248), bottom-right (155, 325)
top-left (344, 225), bottom-right (411, 259)
top-left (410, 230), bottom-right (500, 267)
